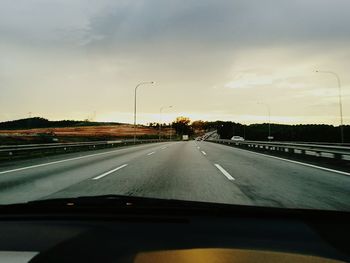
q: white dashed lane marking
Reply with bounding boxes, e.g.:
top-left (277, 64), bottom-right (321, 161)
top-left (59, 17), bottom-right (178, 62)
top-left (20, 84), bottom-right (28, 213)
top-left (92, 164), bottom-right (128, 180)
top-left (214, 164), bottom-right (235, 181)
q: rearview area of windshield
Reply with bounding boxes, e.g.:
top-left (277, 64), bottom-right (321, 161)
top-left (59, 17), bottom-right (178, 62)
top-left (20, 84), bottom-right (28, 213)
top-left (0, 0), bottom-right (349, 211)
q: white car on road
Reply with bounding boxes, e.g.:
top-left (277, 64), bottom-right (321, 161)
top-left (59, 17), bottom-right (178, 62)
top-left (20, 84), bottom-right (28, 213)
top-left (231, 136), bottom-right (245, 141)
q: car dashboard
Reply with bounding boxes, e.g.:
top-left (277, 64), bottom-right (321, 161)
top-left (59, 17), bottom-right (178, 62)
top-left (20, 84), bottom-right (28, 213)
top-left (0, 198), bottom-right (348, 263)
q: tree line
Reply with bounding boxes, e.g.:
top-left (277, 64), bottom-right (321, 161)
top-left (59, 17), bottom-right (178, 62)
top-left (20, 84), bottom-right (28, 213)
top-left (0, 117), bottom-right (121, 129)
top-left (1, 117), bottom-right (348, 143)
top-left (169, 117), bottom-right (349, 143)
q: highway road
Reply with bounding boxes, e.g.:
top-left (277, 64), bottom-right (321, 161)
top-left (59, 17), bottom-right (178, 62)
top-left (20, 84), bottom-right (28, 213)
top-left (0, 141), bottom-right (349, 211)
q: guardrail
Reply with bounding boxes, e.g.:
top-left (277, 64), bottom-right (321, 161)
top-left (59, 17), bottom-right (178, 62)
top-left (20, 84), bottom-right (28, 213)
top-left (0, 139), bottom-right (163, 162)
top-left (206, 139), bottom-right (350, 161)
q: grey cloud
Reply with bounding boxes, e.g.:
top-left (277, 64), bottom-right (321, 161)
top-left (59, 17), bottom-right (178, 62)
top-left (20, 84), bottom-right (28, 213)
top-left (1, 0), bottom-right (349, 124)
top-left (84, 0), bottom-right (350, 52)
top-left (2, 0), bottom-right (350, 52)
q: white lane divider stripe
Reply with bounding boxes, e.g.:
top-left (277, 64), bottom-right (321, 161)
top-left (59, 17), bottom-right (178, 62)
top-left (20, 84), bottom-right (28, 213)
top-left (92, 164), bottom-right (128, 180)
top-left (254, 152), bottom-right (350, 176)
top-left (147, 151), bottom-right (155, 156)
top-left (201, 151), bottom-right (207, 155)
top-left (161, 147), bottom-right (167, 150)
top-left (214, 164), bottom-right (235, 181)
top-left (197, 146), bottom-right (200, 149)
top-left (0, 142), bottom-right (163, 175)
top-left (0, 148), bottom-right (129, 175)
top-left (223, 146), bottom-right (350, 177)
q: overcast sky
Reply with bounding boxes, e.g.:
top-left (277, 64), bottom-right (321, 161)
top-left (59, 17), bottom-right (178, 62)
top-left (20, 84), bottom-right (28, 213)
top-left (1, 0), bottom-right (350, 125)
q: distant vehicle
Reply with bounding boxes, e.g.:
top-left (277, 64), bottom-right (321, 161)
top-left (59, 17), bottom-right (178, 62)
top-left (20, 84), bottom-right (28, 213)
top-left (231, 136), bottom-right (245, 141)
top-left (182, 135), bottom-right (189, 141)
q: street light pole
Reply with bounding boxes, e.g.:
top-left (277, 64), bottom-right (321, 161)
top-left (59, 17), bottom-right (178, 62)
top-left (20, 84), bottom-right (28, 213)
top-left (134, 81), bottom-right (154, 144)
top-left (316, 70), bottom-right (344, 143)
top-left (258, 102), bottom-right (271, 140)
top-left (159, 105), bottom-right (173, 140)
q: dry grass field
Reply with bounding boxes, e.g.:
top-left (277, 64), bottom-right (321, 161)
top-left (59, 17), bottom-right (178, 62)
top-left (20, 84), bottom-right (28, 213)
top-left (0, 125), bottom-right (174, 144)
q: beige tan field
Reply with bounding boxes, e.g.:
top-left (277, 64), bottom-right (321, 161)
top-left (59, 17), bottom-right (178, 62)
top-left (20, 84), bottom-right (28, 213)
top-left (0, 125), bottom-right (174, 144)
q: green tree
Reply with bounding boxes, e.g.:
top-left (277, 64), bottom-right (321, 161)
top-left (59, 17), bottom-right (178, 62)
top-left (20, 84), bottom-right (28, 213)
top-left (172, 117), bottom-right (193, 136)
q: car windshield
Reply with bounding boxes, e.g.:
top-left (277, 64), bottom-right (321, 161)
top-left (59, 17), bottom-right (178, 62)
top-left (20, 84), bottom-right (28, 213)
top-left (0, 0), bottom-right (349, 212)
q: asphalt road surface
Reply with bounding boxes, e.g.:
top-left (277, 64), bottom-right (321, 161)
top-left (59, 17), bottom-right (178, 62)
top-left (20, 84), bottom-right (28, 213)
top-left (0, 141), bottom-right (349, 211)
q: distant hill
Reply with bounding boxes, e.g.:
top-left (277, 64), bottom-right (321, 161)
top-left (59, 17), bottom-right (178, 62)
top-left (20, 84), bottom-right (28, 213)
top-left (0, 117), bottom-right (123, 130)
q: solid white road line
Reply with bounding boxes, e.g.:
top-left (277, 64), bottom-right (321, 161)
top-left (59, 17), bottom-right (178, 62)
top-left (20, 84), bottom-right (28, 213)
top-left (213, 144), bottom-right (350, 177)
top-left (214, 164), bottom-right (235, 181)
top-left (147, 152), bottom-right (155, 156)
top-left (0, 143), bottom-right (163, 175)
top-left (251, 151), bottom-right (350, 176)
top-left (92, 164), bottom-right (128, 180)
top-left (0, 148), bottom-right (128, 175)
top-left (201, 151), bottom-right (207, 155)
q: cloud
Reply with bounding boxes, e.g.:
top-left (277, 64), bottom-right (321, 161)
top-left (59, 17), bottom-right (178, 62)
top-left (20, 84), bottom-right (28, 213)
top-left (2, 0), bottom-right (350, 49)
top-left (224, 73), bottom-right (275, 89)
top-left (83, 0), bottom-right (350, 48)
top-left (0, 0), bottom-right (350, 124)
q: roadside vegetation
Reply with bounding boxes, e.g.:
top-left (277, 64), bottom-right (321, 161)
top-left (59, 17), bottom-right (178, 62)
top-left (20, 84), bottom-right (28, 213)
top-left (0, 117), bottom-right (348, 144)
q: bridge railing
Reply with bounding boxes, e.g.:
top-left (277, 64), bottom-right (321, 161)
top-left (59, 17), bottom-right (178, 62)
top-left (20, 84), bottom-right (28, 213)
top-left (206, 139), bottom-right (350, 161)
top-left (0, 139), bottom-right (163, 161)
